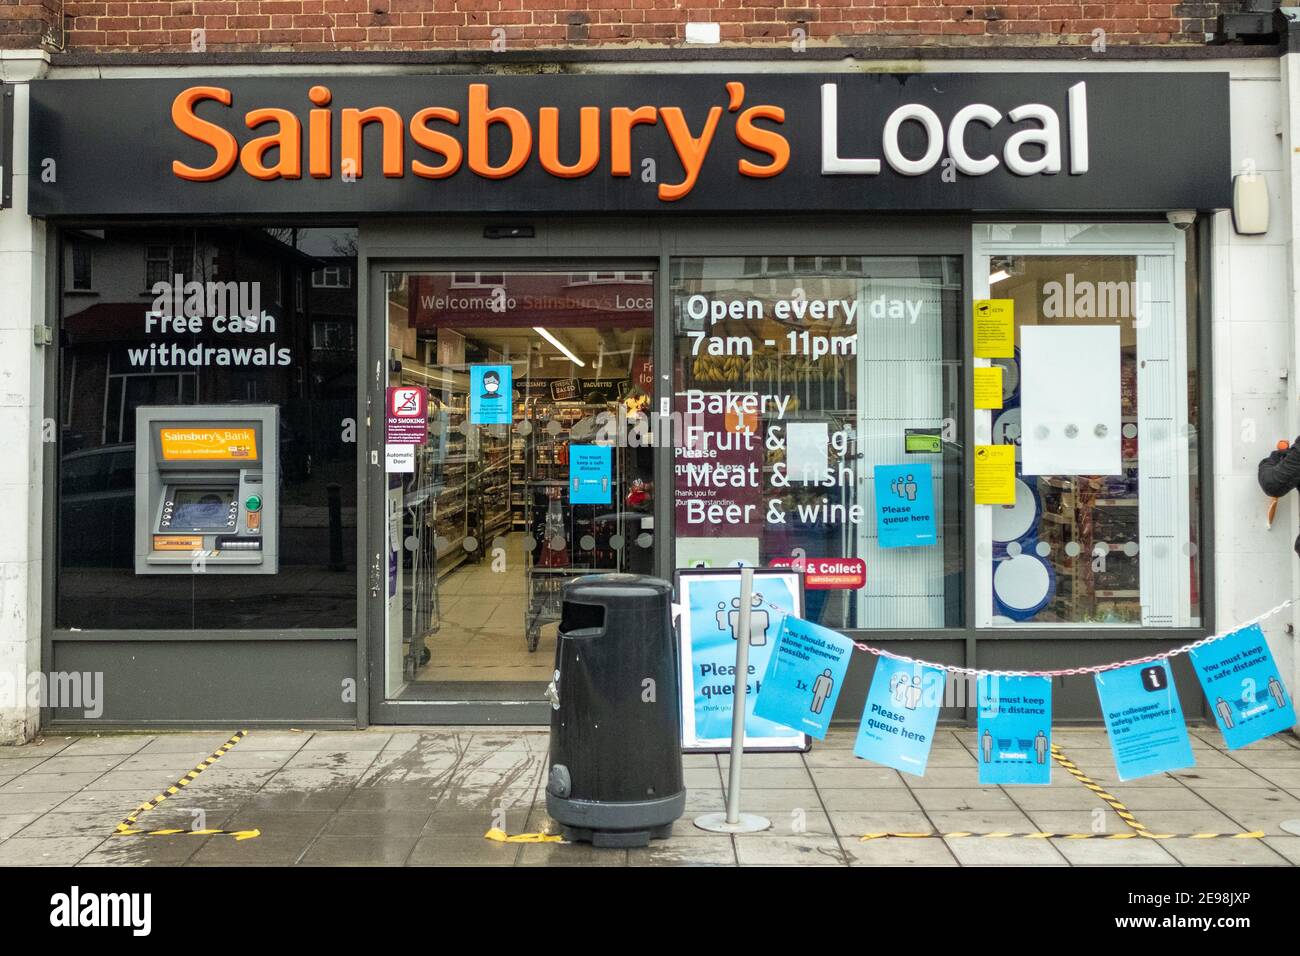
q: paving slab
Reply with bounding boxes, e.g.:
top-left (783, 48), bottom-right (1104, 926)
top-left (1261, 836), bottom-right (1300, 864)
top-left (829, 810), bottom-right (935, 835)
top-left (0, 739), bottom-right (73, 759)
top-left (407, 835), bottom-right (520, 866)
top-left (910, 788), bottom-right (1020, 812)
top-left (1170, 768), bottom-right (1276, 788)
top-left (845, 838), bottom-right (959, 866)
top-left (1048, 837), bottom-right (1180, 866)
top-left (733, 835), bottom-right (848, 866)
top-left (516, 842), bottom-right (628, 866)
top-left (0, 813), bottom-right (41, 840)
top-left (84, 770), bottom-right (193, 793)
top-left (925, 809), bottom-right (1039, 832)
top-left (0, 835), bottom-right (107, 866)
top-left (29, 754), bottom-right (127, 775)
top-left (724, 767), bottom-right (814, 789)
top-left (717, 787), bottom-right (821, 812)
top-left (628, 836), bottom-right (738, 866)
top-left (322, 810), bottom-right (433, 836)
top-left (1228, 749), bottom-right (1300, 770)
top-left (1157, 837), bottom-right (1293, 866)
top-left (818, 788), bottom-right (923, 813)
top-left (138, 735), bottom-right (239, 755)
top-left (944, 836), bottom-right (1069, 866)
top-left (233, 733), bottom-right (312, 752)
top-left (207, 749), bottom-right (298, 770)
top-left (0, 771), bottom-right (103, 794)
top-left (80, 836), bottom-right (206, 867)
top-left (0, 791), bottom-right (76, 815)
top-left (806, 766), bottom-right (905, 788)
top-left (59, 736), bottom-right (153, 757)
top-left (0, 758), bottom-right (55, 774)
top-left (299, 732), bottom-right (393, 752)
top-left (9, 809), bottom-right (125, 838)
top-left (112, 752), bottom-right (214, 773)
top-left (301, 834), bottom-right (419, 866)
top-left (1003, 788), bottom-right (1121, 811)
top-left (339, 787), bottom-right (440, 813)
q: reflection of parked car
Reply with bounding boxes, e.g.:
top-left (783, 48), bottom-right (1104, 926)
top-left (60, 444), bottom-right (136, 568)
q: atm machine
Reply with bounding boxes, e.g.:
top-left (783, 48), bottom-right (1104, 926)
top-left (134, 405), bottom-right (279, 574)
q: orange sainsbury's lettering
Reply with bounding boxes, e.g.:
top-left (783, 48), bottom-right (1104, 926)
top-left (168, 82), bottom-right (791, 197)
top-left (658, 106), bottom-right (722, 201)
top-left (241, 108), bottom-right (301, 180)
top-left (308, 85), bottom-right (332, 178)
top-left (609, 106), bottom-right (658, 177)
top-left (172, 86), bottom-right (239, 182)
top-left (736, 104), bottom-right (789, 178)
top-left (538, 106), bottom-right (600, 179)
top-left (341, 106), bottom-right (405, 178)
top-left (467, 83), bottom-right (531, 179)
top-left (409, 107), bottom-right (463, 179)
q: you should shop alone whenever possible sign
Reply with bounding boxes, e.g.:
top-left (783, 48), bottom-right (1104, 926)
top-left (28, 73), bottom-right (1229, 217)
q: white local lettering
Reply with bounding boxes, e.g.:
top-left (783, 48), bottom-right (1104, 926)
top-left (820, 80), bottom-right (1088, 178)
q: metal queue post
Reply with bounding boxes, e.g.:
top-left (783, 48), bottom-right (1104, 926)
top-left (694, 566), bottom-right (772, 834)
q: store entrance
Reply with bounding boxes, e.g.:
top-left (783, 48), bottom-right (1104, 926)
top-left (378, 270), bottom-right (657, 711)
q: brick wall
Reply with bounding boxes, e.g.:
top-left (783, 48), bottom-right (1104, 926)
top-left (0, 0), bottom-right (1252, 53)
top-left (0, 1), bottom-right (60, 49)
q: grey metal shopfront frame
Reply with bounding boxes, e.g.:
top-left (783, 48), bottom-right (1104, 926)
top-left (358, 214), bottom-right (1216, 727)
top-left (39, 213), bottom-right (1216, 729)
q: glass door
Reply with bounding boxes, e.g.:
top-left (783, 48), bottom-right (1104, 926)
top-left (377, 270), bottom-right (657, 709)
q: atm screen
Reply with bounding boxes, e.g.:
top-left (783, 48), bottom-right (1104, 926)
top-left (169, 488), bottom-right (236, 530)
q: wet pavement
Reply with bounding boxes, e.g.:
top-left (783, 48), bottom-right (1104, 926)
top-left (0, 726), bottom-right (1298, 866)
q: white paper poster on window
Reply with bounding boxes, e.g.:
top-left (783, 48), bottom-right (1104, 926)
top-left (786, 422), bottom-right (829, 484)
top-left (1020, 325), bottom-right (1121, 476)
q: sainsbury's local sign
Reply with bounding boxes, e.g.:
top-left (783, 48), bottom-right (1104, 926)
top-left (28, 72), bottom-right (1229, 216)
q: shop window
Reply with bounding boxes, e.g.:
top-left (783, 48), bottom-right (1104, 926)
top-left (671, 256), bottom-right (965, 630)
top-left (56, 225), bottom-right (360, 629)
top-left (973, 224), bottom-right (1200, 629)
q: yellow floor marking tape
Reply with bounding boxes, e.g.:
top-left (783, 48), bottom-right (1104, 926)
top-left (484, 827), bottom-right (564, 844)
top-left (112, 730), bottom-right (260, 841)
top-left (1049, 743), bottom-right (1148, 834)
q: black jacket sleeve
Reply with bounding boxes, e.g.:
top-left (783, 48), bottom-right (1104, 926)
top-left (1258, 441), bottom-right (1300, 496)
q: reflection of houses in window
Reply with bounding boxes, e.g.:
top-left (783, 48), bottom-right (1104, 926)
top-left (567, 270), bottom-right (652, 286)
top-left (740, 256), bottom-right (862, 277)
top-left (312, 264), bottom-right (352, 288)
top-left (103, 359), bottom-right (198, 444)
top-left (145, 243), bottom-right (196, 287)
top-left (70, 243), bottom-right (94, 291)
top-left (59, 228), bottom-right (323, 453)
top-left (312, 320), bottom-right (356, 351)
top-left (450, 271), bottom-right (504, 288)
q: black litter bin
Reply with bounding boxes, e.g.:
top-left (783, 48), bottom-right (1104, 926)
top-left (545, 574), bottom-right (685, 847)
